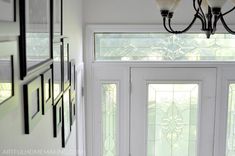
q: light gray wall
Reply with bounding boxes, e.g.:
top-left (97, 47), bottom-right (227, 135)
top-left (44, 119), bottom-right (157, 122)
top-left (84, 0), bottom-right (235, 25)
top-left (0, 0), bottom-right (83, 155)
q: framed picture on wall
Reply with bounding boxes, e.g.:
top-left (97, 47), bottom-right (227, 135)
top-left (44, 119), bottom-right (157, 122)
top-left (53, 0), bottom-right (62, 38)
top-left (23, 76), bottom-right (43, 134)
top-left (53, 41), bottom-right (63, 103)
top-left (0, 38), bottom-right (17, 119)
top-left (0, 55), bottom-right (14, 105)
top-left (70, 59), bottom-right (76, 100)
top-left (0, 0), bottom-right (16, 22)
top-left (62, 38), bottom-right (70, 90)
top-left (62, 87), bottom-right (71, 147)
top-left (41, 68), bottom-right (53, 114)
top-left (19, 0), bottom-right (52, 80)
top-left (53, 97), bottom-right (62, 137)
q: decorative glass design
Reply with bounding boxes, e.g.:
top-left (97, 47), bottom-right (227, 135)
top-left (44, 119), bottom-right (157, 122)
top-left (226, 84), bottom-right (235, 156)
top-left (147, 84), bottom-right (199, 156)
top-left (95, 33), bottom-right (235, 61)
top-left (102, 83), bottom-right (118, 156)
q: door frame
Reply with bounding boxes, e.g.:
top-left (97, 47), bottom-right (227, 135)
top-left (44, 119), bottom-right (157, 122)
top-left (130, 67), bottom-right (217, 156)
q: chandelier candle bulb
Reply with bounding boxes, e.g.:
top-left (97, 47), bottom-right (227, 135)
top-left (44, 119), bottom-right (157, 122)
top-left (170, 0), bottom-right (182, 12)
top-left (155, 0), bottom-right (176, 11)
top-left (231, 0), bottom-right (235, 5)
top-left (207, 0), bottom-right (228, 8)
top-left (201, 0), bottom-right (209, 13)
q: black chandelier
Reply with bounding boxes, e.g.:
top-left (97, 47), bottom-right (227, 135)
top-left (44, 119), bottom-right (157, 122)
top-left (156, 0), bottom-right (235, 38)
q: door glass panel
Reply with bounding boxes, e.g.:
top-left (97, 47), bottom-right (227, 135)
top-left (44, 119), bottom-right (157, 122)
top-left (147, 84), bottom-right (199, 156)
top-left (102, 83), bottom-right (118, 156)
top-left (226, 84), bottom-right (235, 156)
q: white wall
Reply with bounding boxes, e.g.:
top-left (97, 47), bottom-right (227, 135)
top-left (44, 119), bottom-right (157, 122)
top-left (63, 0), bottom-right (85, 155)
top-left (64, 0), bottom-right (83, 64)
top-left (0, 0), bottom-right (84, 155)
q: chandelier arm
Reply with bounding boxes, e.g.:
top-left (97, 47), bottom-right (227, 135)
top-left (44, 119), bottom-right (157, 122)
top-left (197, 0), bottom-right (206, 24)
top-left (192, 0), bottom-right (204, 21)
top-left (168, 18), bottom-right (175, 32)
top-left (220, 15), bottom-right (235, 34)
top-left (193, 0), bottom-right (197, 11)
top-left (165, 15), bottom-right (198, 34)
top-left (197, 13), bottom-right (207, 30)
top-left (222, 7), bottom-right (235, 16)
top-left (212, 15), bottom-right (220, 34)
top-left (163, 17), bottom-right (174, 33)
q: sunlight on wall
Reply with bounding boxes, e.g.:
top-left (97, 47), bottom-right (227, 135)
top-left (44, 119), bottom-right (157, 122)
top-left (0, 83), bottom-right (12, 103)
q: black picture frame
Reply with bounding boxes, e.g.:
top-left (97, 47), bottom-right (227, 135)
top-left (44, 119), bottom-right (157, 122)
top-left (62, 38), bottom-right (70, 91)
top-left (23, 76), bottom-right (43, 134)
top-left (70, 97), bottom-right (76, 126)
top-left (69, 59), bottom-right (76, 100)
top-left (41, 68), bottom-right (53, 115)
top-left (53, 97), bottom-right (62, 137)
top-left (53, 0), bottom-right (63, 39)
top-left (19, 0), bottom-right (53, 80)
top-left (53, 41), bottom-right (63, 103)
top-left (0, 0), bottom-right (16, 22)
top-left (0, 55), bottom-right (14, 105)
top-left (62, 87), bottom-right (71, 148)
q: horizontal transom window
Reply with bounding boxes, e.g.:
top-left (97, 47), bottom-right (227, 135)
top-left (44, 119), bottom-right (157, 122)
top-left (94, 33), bottom-right (235, 61)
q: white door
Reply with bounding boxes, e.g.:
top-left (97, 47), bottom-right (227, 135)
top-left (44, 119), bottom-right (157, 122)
top-left (130, 68), bottom-right (217, 156)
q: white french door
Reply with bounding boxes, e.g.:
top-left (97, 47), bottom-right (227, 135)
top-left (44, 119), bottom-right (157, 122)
top-left (130, 68), bottom-right (217, 156)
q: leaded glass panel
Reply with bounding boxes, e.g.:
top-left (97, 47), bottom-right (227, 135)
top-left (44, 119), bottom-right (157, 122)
top-left (95, 33), bottom-right (235, 61)
top-left (102, 83), bottom-right (118, 156)
top-left (226, 84), bottom-right (235, 156)
top-left (147, 84), bottom-right (199, 156)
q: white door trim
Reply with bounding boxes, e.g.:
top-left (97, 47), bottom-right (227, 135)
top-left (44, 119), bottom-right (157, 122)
top-left (84, 24), bottom-right (235, 156)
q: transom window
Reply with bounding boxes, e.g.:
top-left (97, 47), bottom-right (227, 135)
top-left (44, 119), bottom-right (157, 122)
top-left (95, 33), bottom-right (235, 61)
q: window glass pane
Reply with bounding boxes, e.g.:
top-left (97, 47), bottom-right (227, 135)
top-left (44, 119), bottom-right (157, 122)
top-left (64, 43), bottom-right (69, 82)
top-left (226, 84), bottom-right (235, 156)
top-left (53, 43), bottom-right (62, 99)
top-left (147, 84), bottom-right (199, 156)
top-left (95, 33), bottom-right (235, 61)
top-left (102, 83), bottom-right (118, 156)
top-left (26, 0), bottom-right (51, 69)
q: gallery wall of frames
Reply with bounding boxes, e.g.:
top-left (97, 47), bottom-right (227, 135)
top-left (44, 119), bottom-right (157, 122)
top-left (0, 0), bottom-right (78, 148)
